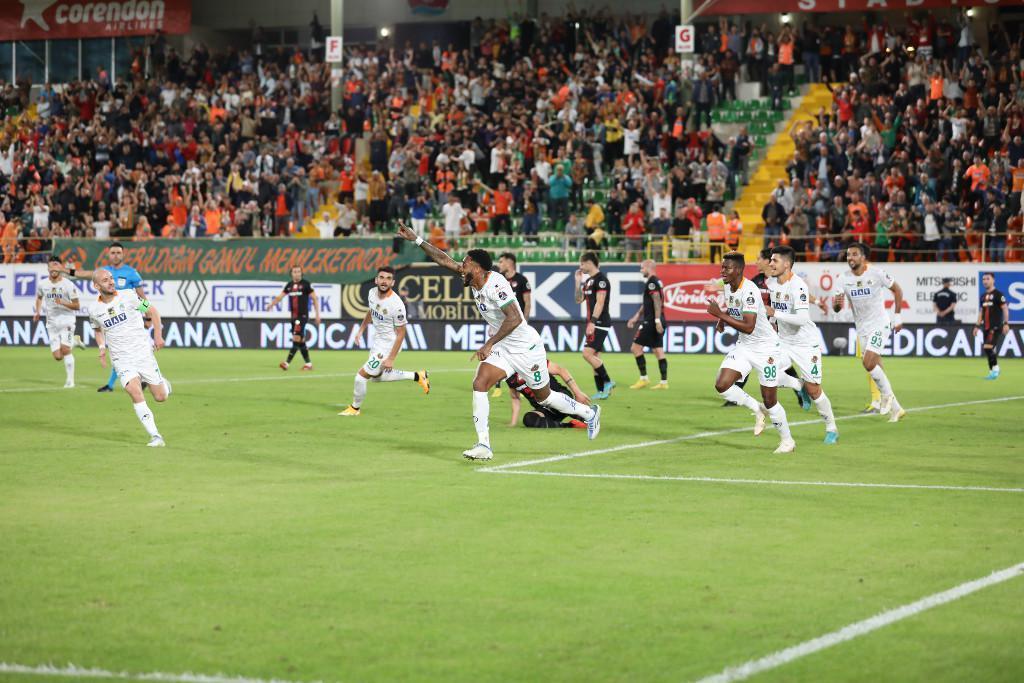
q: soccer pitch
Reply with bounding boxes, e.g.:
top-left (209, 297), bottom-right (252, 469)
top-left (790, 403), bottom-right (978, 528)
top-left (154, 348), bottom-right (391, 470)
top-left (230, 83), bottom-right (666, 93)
top-left (1, 348), bottom-right (1022, 683)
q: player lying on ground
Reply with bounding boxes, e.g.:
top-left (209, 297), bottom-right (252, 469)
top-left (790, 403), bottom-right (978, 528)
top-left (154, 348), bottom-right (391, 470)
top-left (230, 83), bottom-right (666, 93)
top-left (507, 359), bottom-right (592, 428)
top-left (74, 269), bottom-right (172, 447)
top-left (397, 220), bottom-right (601, 460)
top-left (833, 242), bottom-right (905, 422)
top-left (706, 251), bottom-right (795, 454)
top-left (339, 266), bottom-right (429, 416)
top-left (35, 256), bottom-right (85, 388)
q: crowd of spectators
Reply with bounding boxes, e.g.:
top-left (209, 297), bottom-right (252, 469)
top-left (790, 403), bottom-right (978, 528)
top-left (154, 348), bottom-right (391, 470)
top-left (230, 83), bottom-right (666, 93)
top-left (0, 9), bottom-right (1022, 265)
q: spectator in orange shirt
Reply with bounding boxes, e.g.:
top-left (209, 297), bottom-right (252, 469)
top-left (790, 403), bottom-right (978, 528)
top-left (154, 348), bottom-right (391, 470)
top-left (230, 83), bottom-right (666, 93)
top-left (705, 204), bottom-right (728, 263)
top-left (622, 201), bottom-right (646, 263)
top-left (964, 156), bottom-right (991, 202)
top-left (479, 179), bottom-right (513, 235)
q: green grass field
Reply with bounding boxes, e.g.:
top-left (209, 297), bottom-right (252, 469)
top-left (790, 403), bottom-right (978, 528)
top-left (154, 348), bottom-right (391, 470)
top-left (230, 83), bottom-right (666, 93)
top-left (1, 347), bottom-right (1022, 683)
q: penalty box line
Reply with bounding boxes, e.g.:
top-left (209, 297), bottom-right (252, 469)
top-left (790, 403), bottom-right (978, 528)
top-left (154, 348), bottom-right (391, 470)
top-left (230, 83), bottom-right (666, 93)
top-left (0, 661), bottom-right (323, 683)
top-left (692, 560), bottom-right (1024, 683)
top-left (477, 396), bottom-right (1024, 494)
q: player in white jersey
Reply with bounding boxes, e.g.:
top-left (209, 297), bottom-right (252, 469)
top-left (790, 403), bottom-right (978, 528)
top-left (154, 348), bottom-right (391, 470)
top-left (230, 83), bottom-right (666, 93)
top-left (832, 242), bottom-right (906, 422)
top-left (339, 266), bottom-right (430, 415)
top-left (766, 246), bottom-right (839, 444)
top-left (82, 269), bottom-right (171, 447)
top-left (34, 256), bottom-right (85, 387)
top-left (706, 252), bottom-right (795, 453)
top-left (397, 220), bottom-right (601, 460)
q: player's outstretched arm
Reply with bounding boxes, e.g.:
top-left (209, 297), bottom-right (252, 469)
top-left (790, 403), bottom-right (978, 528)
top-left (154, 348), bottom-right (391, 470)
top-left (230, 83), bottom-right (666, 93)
top-left (311, 290), bottom-right (322, 325)
top-left (354, 311), bottom-right (372, 346)
top-left (146, 302), bottom-right (165, 350)
top-left (384, 326), bottom-right (406, 371)
top-left (397, 220), bottom-right (462, 274)
top-left (95, 329), bottom-right (108, 367)
top-left (266, 291), bottom-right (286, 311)
top-left (508, 389), bottom-right (520, 427)
top-left (888, 281), bottom-right (904, 330)
top-left (548, 360), bottom-right (591, 405)
top-left (33, 293), bottom-right (42, 322)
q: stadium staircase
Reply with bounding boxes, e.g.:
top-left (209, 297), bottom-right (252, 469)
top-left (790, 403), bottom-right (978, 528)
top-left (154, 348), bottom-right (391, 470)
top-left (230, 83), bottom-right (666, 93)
top-left (728, 83), bottom-right (833, 262)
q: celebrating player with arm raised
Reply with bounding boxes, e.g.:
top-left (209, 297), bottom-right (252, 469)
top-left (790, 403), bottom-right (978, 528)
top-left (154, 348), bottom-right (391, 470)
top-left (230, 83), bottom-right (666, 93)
top-left (706, 251), bottom-right (795, 454)
top-left (833, 242), bottom-right (906, 422)
top-left (83, 269), bottom-right (171, 447)
top-left (339, 266), bottom-right (430, 416)
top-left (397, 220), bottom-right (600, 460)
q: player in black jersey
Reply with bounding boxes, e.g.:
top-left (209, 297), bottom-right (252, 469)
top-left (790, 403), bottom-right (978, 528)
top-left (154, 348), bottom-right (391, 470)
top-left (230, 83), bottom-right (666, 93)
top-left (975, 272), bottom-right (1010, 380)
top-left (491, 252), bottom-right (534, 398)
top-left (627, 259), bottom-right (668, 390)
top-left (725, 249), bottom-right (806, 409)
top-left (267, 266), bottom-right (322, 371)
top-left (575, 251), bottom-right (616, 399)
top-left (506, 359), bottom-right (592, 428)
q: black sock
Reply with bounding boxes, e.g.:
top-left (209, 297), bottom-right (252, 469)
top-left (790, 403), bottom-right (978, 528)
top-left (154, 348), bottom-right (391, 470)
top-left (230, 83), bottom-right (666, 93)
top-left (287, 345), bottom-right (298, 362)
top-left (658, 358), bottom-right (668, 381)
top-left (415, 372), bottom-right (421, 381)
top-left (736, 376), bottom-right (747, 389)
top-left (594, 371), bottom-right (605, 392)
top-left (634, 354), bottom-right (647, 376)
top-left (987, 349), bottom-right (997, 369)
top-left (597, 363), bottom-right (611, 384)
top-left (299, 344), bottom-right (310, 363)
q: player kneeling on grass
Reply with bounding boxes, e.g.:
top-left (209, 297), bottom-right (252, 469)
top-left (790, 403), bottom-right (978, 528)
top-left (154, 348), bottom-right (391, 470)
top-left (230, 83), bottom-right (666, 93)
top-left (83, 269), bottom-right (171, 447)
top-left (397, 220), bottom-right (601, 460)
top-left (339, 266), bottom-right (429, 416)
top-left (706, 252), bottom-right (795, 454)
top-left (34, 256), bottom-right (86, 388)
top-left (766, 246), bottom-right (839, 444)
top-left (507, 359), bottom-right (592, 429)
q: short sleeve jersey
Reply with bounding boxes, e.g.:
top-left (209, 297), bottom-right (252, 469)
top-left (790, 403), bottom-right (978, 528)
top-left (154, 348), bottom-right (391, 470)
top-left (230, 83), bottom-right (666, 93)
top-left (282, 279), bottom-right (314, 319)
top-left (838, 266), bottom-right (894, 333)
top-left (368, 288), bottom-right (408, 348)
top-left (507, 272), bottom-right (532, 312)
top-left (37, 276), bottom-right (79, 326)
top-left (471, 271), bottom-right (541, 352)
top-left (582, 271), bottom-right (611, 327)
top-left (642, 275), bottom-right (664, 323)
top-left (723, 277), bottom-right (779, 348)
top-left (980, 289), bottom-right (1007, 329)
top-left (767, 273), bottom-right (819, 346)
top-left (102, 264), bottom-right (143, 291)
top-left (84, 289), bottom-right (151, 362)
top-left (932, 287), bottom-right (957, 322)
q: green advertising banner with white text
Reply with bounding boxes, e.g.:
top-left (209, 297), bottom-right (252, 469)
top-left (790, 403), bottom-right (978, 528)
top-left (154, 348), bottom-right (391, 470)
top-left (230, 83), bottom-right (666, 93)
top-left (52, 239), bottom-right (421, 283)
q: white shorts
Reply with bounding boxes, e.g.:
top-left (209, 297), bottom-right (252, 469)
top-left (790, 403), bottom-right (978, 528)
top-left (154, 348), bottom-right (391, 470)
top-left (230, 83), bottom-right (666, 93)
top-left (361, 344), bottom-right (392, 378)
top-left (857, 324), bottom-right (891, 356)
top-left (721, 342), bottom-right (785, 388)
top-left (786, 342), bottom-right (824, 384)
top-left (47, 320), bottom-right (74, 352)
top-left (482, 341), bottom-right (549, 390)
top-left (113, 352), bottom-right (164, 388)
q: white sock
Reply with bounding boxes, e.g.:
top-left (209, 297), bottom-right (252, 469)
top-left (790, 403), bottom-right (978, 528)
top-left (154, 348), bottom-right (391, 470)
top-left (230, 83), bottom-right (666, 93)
top-left (63, 354), bottom-right (75, 382)
top-left (869, 366), bottom-right (893, 396)
top-left (376, 370), bottom-right (415, 382)
top-left (776, 372), bottom-right (803, 391)
top-left (639, 375), bottom-right (648, 381)
top-left (766, 402), bottom-right (792, 440)
top-left (539, 391), bottom-right (596, 422)
top-left (162, 379), bottom-right (172, 396)
top-left (352, 374), bottom-right (368, 408)
top-left (133, 400), bottom-right (159, 438)
top-left (813, 392), bottom-right (837, 431)
top-left (472, 390), bottom-right (491, 447)
top-left (720, 385), bottom-right (760, 412)
top-left (993, 364), bottom-right (1000, 373)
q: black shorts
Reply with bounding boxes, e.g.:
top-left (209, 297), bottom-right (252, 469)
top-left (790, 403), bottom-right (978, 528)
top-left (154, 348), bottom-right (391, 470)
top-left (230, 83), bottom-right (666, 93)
top-left (633, 320), bottom-right (664, 349)
top-left (291, 317), bottom-right (309, 339)
top-left (585, 327), bottom-right (609, 352)
top-left (983, 328), bottom-right (1005, 350)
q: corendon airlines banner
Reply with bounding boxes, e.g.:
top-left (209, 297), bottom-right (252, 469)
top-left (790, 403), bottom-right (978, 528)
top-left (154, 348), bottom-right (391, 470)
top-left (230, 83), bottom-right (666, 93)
top-left (0, 0), bottom-right (191, 41)
top-left (705, 0), bottom-right (1019, 14)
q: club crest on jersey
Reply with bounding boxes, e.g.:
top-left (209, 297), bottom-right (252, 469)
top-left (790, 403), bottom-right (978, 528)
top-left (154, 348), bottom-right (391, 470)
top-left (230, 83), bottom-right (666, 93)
top-left (811, 355), bottom-right (818, 363)
top-left (767, 357), bottom-right (774, 364)
top-left (745, 295), bottom-right (755, 305)
top-left (498, 290), bottom-right (508, 300)
top-left (531, 364), bottom-right (539, 372)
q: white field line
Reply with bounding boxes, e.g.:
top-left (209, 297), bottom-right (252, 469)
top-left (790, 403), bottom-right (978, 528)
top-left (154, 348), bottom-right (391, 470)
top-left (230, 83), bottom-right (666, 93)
top-left (0, 662), bottom-right (322, 683)
top-left (479, 395), bottom-right (1024, 474)
top-left (490, 470), bottom-right (1024, 493)
top-left (0, 368), bottom-right (474, 394)
top-left (692, 561), bottom-right (1024, 683)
